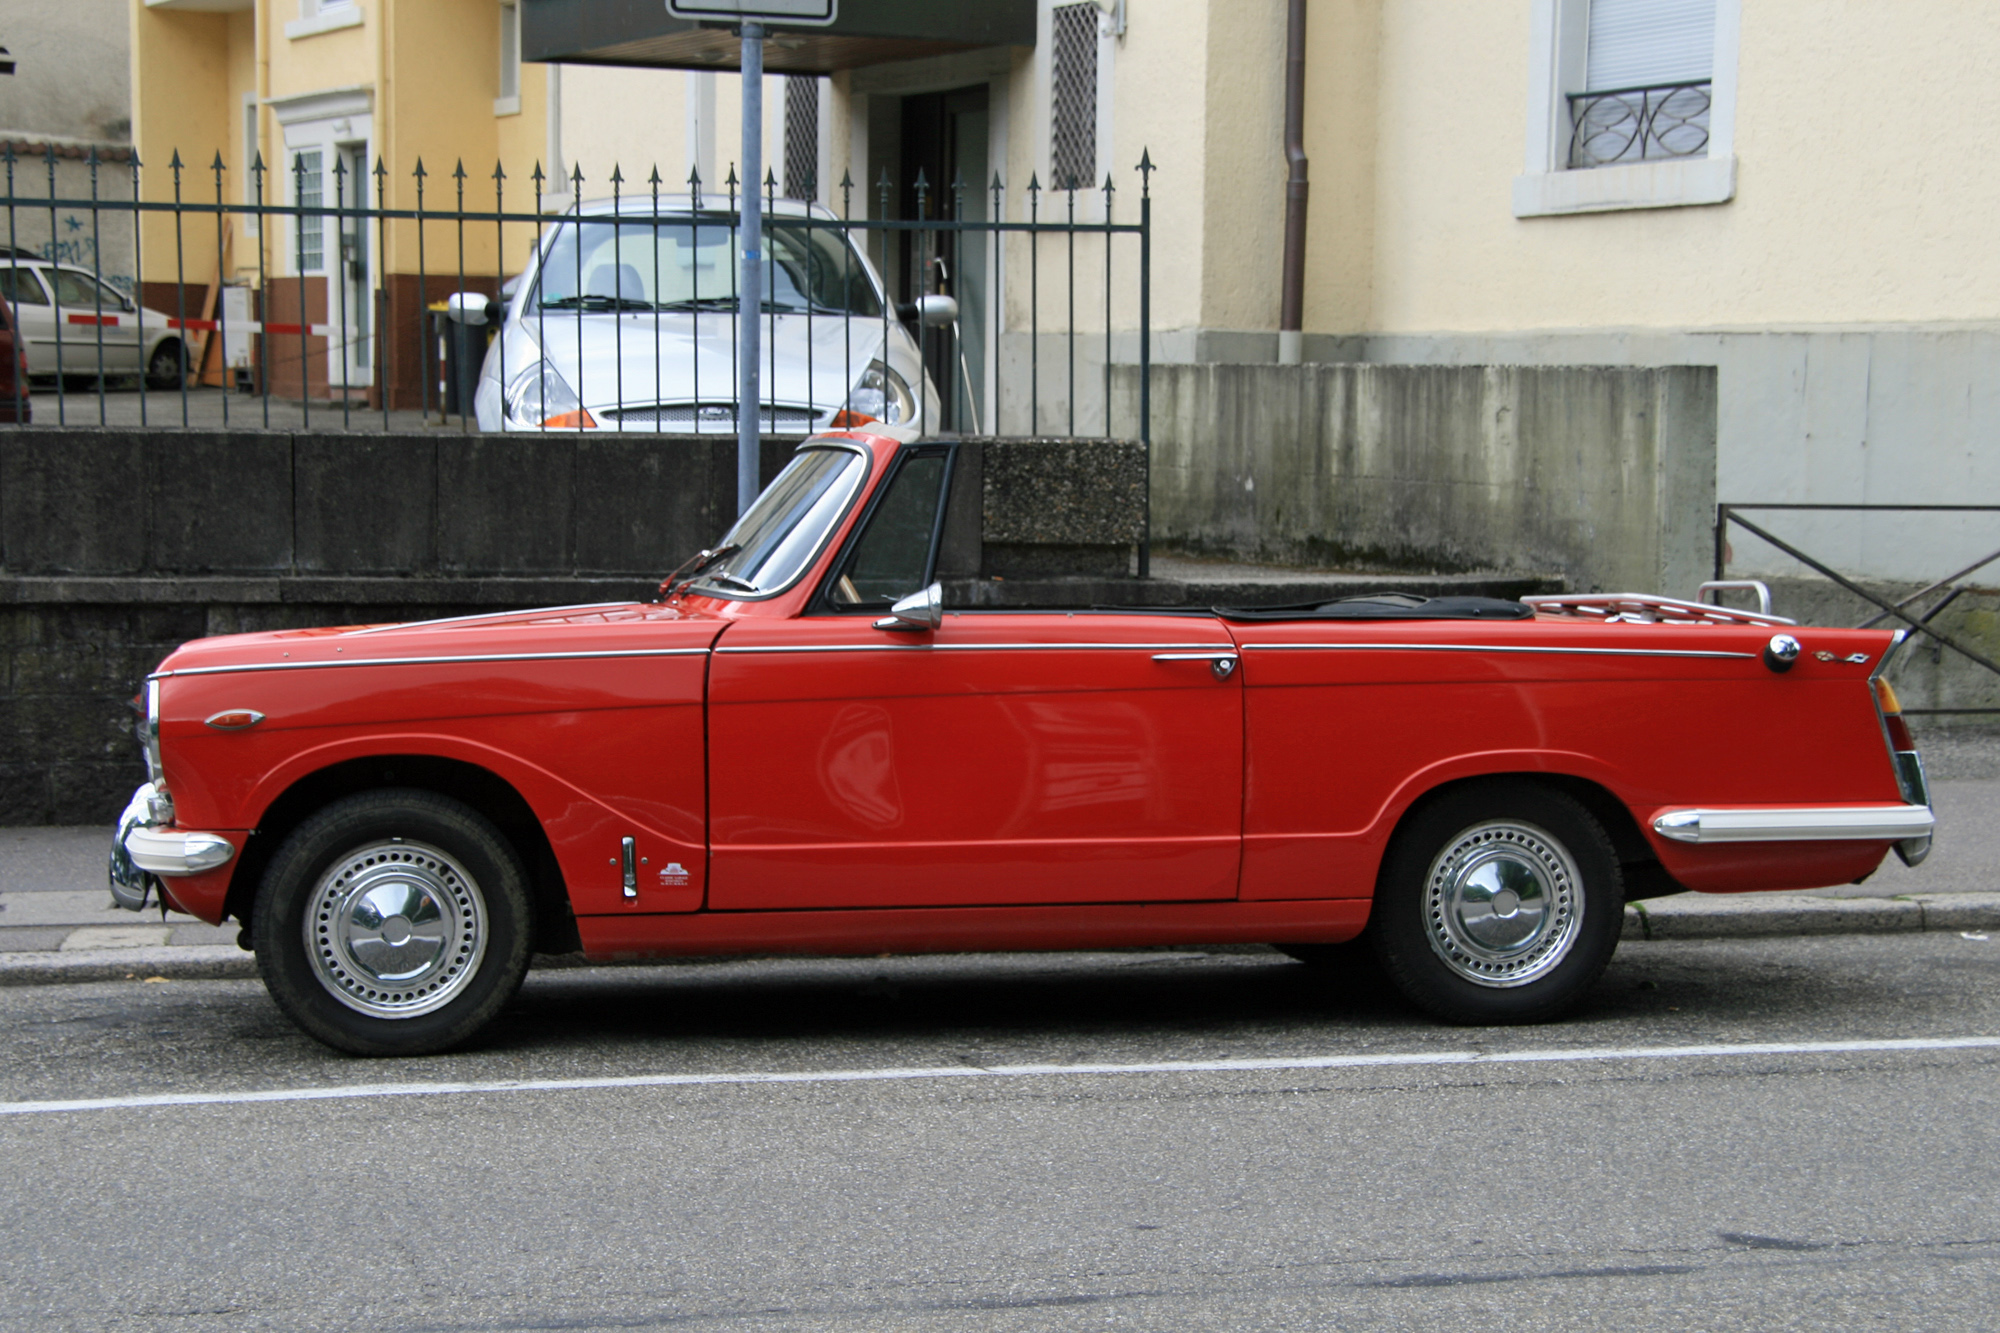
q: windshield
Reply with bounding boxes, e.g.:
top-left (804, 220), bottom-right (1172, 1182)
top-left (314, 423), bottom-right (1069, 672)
top-left (689, 446), bottom-right (870, 596)
top-left (534, 216), bottom-right (882, 316)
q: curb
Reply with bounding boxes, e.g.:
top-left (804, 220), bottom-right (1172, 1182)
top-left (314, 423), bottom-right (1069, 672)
top-left (0, 944), bottom-right (257, 986)
top-left (1623, 891), bottom-right (2000, 941)
top-left (5, 893), bottom-right (1999, 986)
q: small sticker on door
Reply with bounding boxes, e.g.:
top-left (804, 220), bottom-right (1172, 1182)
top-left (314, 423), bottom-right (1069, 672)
top-left (658, 862), bottom-right (690, 887)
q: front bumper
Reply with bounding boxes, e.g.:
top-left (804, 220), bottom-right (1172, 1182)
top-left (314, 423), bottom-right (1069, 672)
top-left (109, 782), bottom-right (236, 911)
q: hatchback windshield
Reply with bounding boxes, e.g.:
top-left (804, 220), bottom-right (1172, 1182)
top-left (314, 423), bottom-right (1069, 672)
top-left (534, 217), bottom-right (882, 317)
top-left (689, 446), bottom-right (870, 596)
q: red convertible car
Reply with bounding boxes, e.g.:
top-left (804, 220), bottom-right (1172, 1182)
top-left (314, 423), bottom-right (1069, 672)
top-left (110, 426), bottom-right (1935, 1054)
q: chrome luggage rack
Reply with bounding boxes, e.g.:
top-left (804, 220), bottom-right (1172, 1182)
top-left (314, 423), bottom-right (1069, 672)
top-left (1523, 581), bottom-right (1796, 627)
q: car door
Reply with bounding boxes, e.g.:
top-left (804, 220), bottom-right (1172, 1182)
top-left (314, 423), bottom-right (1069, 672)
top-left (706, 445), bottom-right (1246, 910)
top-left (47, 268), bottom-right (140, 373)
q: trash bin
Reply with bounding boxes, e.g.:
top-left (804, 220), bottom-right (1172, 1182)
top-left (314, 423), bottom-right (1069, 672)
top-left (436, 295), bottom-right (496, 422)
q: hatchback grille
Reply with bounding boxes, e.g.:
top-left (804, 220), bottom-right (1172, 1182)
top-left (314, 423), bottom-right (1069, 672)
top-left (601, 403), bottom-right (822, 428)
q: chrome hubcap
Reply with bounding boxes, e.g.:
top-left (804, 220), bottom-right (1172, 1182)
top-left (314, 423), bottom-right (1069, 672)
top-left (304, 840), bottom-right (487, 1018)
top-left (1423, 820), bottom-right (1583, 988)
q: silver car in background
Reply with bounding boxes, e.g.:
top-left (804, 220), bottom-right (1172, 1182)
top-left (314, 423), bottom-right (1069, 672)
top-left (471, 197), bottom-right (947, 434)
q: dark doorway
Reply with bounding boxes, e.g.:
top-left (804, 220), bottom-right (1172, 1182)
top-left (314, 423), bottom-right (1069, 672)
top-left (896, 86), bottom-right (989, 432)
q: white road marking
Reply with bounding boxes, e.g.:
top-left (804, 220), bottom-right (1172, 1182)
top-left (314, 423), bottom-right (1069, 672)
top-left (4, 1036), bottom-right (1998, 1118)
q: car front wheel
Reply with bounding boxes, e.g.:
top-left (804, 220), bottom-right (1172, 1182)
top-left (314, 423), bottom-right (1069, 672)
top-left (1370, 781), bottom-right (1623, 1024)
top-left (251, 790), bottom-right (533, 1056)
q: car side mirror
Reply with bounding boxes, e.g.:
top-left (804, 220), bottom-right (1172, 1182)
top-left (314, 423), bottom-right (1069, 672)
top-left (915, 294), bottom-right (958, 327)
top-left (873, 582), bottom-right (943, 633)
top-left (445, 291), bottom-right (499, 326)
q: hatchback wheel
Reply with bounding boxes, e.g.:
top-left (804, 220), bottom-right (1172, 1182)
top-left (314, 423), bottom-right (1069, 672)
top-left (1370, 781), bottom-right (1623, 1024)
top-left (251, 790), bottom-right (532, 1056)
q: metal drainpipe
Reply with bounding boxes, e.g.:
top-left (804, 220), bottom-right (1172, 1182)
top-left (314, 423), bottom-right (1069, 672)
top-left (1278, 0), bottom-right (1309, 366)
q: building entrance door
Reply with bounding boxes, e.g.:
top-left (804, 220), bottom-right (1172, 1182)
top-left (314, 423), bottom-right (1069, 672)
top-left (898, 86), bottom-right (988, 433)
top-left (335, 142), bottom-right (372, 391)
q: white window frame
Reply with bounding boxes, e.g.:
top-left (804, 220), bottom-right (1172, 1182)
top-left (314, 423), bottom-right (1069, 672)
top-left (1037, 0), bottom-right (1116, 220)
top-left (241, 93), bottom-right (261, 236)
top-left (495, 0), bottom-right (522, 117)
top-left (1513, 0), bottom-right (1740, 218)
top-left (287, 0), bottom-right (364, 41)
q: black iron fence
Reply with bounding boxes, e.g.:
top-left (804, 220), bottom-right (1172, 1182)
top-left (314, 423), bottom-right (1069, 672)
top-left (0, 143), bottom-right (1153, 451)
top-left (1716, 502), bottom-right (2000, 714)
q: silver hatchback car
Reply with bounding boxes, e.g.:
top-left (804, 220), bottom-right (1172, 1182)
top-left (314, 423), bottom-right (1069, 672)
top-left (471, 197), bottom-right (947, 434)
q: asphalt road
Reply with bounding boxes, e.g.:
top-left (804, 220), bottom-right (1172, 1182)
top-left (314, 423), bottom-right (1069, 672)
top-left (4, 933), bottom-right (1999, 1332)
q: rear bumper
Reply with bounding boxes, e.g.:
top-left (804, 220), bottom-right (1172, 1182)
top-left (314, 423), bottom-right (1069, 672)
top-left (1652, 804), bottom-right (1936, 845)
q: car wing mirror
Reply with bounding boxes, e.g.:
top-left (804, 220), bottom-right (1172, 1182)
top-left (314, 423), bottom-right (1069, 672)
top-left (445, 291), bottom-right (500, 326)
top-left (873, 582), bottom-right (943, 632)
top-left (916, 294), bottom-right (958, 327)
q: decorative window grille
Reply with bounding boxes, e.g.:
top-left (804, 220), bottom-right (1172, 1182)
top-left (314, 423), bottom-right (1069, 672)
top-left (294, 149), bottom-right (323, 271)
top-left (784, 76), bottom-right (818, 201)
top-left (1568, 0), bottom-right (1714, 168)
top-left (1050, 2), bottom-right (1097, 190)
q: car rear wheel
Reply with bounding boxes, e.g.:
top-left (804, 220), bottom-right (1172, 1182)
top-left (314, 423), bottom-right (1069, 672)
top-left (145, 338), bottom-right (187, 390)
top-left (1370, 781), bottom-right (1623, 1024)
top-left (251, 789), bottom-right (532, 1056)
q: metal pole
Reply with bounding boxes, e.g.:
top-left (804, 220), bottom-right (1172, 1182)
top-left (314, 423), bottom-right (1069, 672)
top-left (736, 20), bottom-right (765, 517)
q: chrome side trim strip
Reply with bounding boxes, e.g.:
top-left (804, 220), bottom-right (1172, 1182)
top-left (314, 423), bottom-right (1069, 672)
top-left (342, 603), bottom-right (634, 635)
top-left (1245, 642), bottom-right (1756, 661)
top-left (1652, 805), bottom-right (1936, 844)
top-left (152, 648), bottom-right (711, 679)
top-left (715, 641), bottom-right (1235, 655)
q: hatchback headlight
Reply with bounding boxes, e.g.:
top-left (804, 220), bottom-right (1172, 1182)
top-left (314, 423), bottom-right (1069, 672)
top-left (504, 358), bottom-right (596, 429)
top-left (843, 360), bottom-right (916, 425)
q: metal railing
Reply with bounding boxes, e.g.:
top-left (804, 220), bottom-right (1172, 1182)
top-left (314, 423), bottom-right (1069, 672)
top-left (1716, 503), bottom-right (2000, 714)
top-left (0, 143), bottom-right (1154, 455)
top-left (1568, 81), bottom-right (1711, 168)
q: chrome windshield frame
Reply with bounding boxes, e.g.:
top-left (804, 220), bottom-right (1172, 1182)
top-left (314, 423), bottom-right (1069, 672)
top-left (684, 441), bottom-right (874, 602)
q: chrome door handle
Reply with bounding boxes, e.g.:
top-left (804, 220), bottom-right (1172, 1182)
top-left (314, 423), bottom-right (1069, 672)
top-left (1152, 651), bottom-right (1239, 681)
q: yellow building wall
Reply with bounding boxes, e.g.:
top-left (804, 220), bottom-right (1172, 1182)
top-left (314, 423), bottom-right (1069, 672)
top-left (1345, 0), bottom-right (2000, 337)
top-left (131, 2), bottom-right (232, 286)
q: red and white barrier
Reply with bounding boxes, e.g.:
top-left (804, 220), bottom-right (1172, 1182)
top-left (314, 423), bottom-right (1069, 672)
top-left (64, 312), bottom-right (344, 338)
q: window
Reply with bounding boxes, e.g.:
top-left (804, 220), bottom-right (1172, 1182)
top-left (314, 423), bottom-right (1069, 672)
top-left (1050, 3), bottom-right (1098, 191)
top-left (496, 0), bottom-right (522, 117)
top-left (783, 76), bottom-right (818, 201)
top-left (0, 268), bottom-right (50, 306)
top-left (293, 150), bottom-right (324, 271)
top-left (1514, 0), bottom-right (1740, 217)
top-left (50, 270), bottom-right (122, 308)
top-left (287, 0), bottom-right (363, 39)
top-left (829, 453), bottom-right (949, 608)
top-left (1568, 0), bottom-right (1713, 168)
top-left (533, 219), bottom-right (881, 317)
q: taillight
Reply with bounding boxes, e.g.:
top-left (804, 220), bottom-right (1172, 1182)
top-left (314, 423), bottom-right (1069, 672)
top-left (1875, 676), bottom-right (1915, 751)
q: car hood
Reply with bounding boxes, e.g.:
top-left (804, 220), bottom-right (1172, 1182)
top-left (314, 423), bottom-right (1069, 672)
top-left (508, 311), bottom-right (890, 411)
top-left (154, 602), bottom-right (727, 678)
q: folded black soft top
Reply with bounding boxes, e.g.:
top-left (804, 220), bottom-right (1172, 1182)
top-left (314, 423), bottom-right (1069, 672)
top-left (1215, 593), bottom-right (1535, 621)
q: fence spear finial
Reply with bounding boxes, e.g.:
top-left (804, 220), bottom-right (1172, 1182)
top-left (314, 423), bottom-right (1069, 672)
top-left (1136, 148), bottom-right (1155, 197)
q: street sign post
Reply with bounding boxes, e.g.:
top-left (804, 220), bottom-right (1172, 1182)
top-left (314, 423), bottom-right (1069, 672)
top-left (666, 0), bottom-right (838, 515)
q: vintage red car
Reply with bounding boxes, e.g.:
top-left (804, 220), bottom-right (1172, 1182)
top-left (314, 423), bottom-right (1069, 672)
top-left (110, 425), bottom-right (1935, 1054)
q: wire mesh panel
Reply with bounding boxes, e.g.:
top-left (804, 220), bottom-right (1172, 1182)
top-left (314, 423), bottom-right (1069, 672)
top-left (784, 77), bottom-right (819, 202)
top-left (1050, 4), bottom-right (1098, 190)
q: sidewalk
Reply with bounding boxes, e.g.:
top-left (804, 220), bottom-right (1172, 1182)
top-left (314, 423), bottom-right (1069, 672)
top-left (6, 772), bottom-right (1999, 986)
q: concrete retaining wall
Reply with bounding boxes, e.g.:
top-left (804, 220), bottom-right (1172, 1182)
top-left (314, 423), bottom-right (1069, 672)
top-left (0, 429), bottom-right (1149, 823)
top-left (1116, 362), bottom-right (1718, 597)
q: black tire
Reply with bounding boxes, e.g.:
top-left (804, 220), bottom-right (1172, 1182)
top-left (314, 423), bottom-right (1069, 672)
top-left (1369, 780), bottom-right (1622, 1025)
top-left (145, 338), bottom-right (187, 390)
top-left (251, 789), bottom-right (533, 1056)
